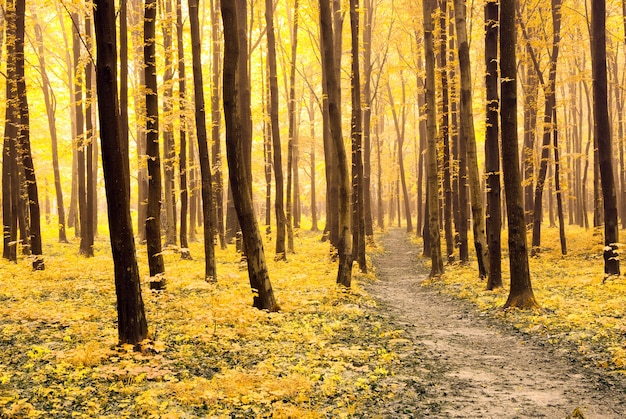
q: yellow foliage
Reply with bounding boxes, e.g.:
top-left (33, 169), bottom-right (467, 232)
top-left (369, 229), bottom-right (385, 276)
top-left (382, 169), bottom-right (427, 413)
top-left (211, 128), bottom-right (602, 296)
top-left (0, 227), bottom-right (409, 417)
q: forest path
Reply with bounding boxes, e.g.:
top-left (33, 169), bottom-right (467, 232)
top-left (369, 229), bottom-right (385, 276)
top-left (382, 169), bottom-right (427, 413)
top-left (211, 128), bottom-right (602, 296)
top-left (365, 228), bottom-right (626, 418)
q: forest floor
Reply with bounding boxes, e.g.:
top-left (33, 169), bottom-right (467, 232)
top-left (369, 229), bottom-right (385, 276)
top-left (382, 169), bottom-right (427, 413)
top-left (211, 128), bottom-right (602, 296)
top-left (367, 228), bottom-right (626, 418)
top-left (0, 225), bottom-right (625, 417)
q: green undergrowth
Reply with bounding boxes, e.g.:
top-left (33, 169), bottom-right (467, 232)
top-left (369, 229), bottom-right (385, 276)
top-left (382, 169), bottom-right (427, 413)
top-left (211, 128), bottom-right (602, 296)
top-left (421, 225), bottom-right (626, 376)
top-left (0, 226), bottom-right (408, 418)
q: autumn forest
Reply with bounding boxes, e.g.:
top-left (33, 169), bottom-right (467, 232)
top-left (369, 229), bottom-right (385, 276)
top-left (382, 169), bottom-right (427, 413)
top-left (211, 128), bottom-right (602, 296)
top-left (0, 0), bottom-right (625, 416)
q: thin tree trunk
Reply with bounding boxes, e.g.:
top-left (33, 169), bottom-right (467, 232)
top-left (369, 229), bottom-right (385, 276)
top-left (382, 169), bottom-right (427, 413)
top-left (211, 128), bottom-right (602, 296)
top-left (553, 109), bottom-right (567, 254)
top-left (145, 0), bottom-right (166, 289)
top-left (189, 0), bottom-right (217, 281)
top-left (438, 0), bottom-right (453, 261)
top-left (211, 0), bottom-right (226, 250)
top-left (265, 0), bottom-right (287, 261)
top-left (350, 0), bottom-right (366, 271)
top-left (33, 17), bottom-right (68, 243)
top-left (84, 13), bottom-right (95, 257)
top-left (161, 0), bottom-right (178, 248)
top-left (286, 0), bottom-right (300, 253)
top-left (177, 0), bottom-right (192, 259)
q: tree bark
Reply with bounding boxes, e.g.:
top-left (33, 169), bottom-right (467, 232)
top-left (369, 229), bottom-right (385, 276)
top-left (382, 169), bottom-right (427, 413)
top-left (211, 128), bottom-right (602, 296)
top-left (144, 0), bottom-right (166, 288)
top-left (424, 0), bottom-right (444, 277)
top-left (320, 0), bottom-right (353, 286)
top-left (211, 0), bottom-right (226, 250)
top-left (500, 0), bottom-right (538, 309)
top-left (265, 0), bottom-right (287, 261)
top-left (189, 0), bottom-right (217, 281)
top-left (485, 0), bottom-right (502, 289)
top-left (93, 0), bottom-right (149, 345)
top-left (161, 0), bottom-right (178, 248)
top-left (176, 0), bottom-right (192, 259)
top-left (350, 0), bottom-right (367, 271)
top-left (221, 0), bottom-right (279, 311)
top-left (15, 0), bottom-right (44, 270)
top-left (454, 0), bottom-right (489, 278)
top-left (591, 0), bottom-right (620, 276)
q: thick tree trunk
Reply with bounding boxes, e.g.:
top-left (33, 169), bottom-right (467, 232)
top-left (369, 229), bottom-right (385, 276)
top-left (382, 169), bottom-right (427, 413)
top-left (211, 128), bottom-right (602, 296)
top-left (424, 0), bottom-right (444, 277)
top-left (15, 0), bottom-right (44, 270)
top-left (221, 0), bottom-right (279, 311)
top-left (485, 0), bottom-right (502, 289)
top-left (591, 0), bottom-right (620, 276)
top-left (189, 0), bottom-right (217, 281)
top-left (454, 0), bottom-right (489, 278)
top-left (500, 0), bottom-right (538, 309)
top-left (320, 0), bottom-right (353, 286)
top-left (145, 0), bottom-right (166, 288)
top-left (93, 0), bottom-right (149, 345)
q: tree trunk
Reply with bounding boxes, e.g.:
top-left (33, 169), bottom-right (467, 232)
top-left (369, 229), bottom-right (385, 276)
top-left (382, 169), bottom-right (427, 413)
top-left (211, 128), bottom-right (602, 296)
top-left (176, 0), bottom-right (192, 259)
top-left (84, 14), bottom-right (95, 257)
top-left (438, 0), bottom-right (453, 261)
top-left (221, 0), bottom-right (279, 311)
top-left (161, 0), bottom-right (178, 248)
top-left (145, 0), bottom-right (166, 288)
top-left (32, 17), bottom-right (68, 243)
top-left (350, 0), bottom-right (366, 271)
top-left (15, 0), bottom-right (44, 270)
top-left (387, 80), bottom-right (412, 234)
top-left (2, 4), bottom-right (18, 261)
top-left (525, 0), bottom-right (563, 253)
top-left (485, 0), bottom-right (502, 289)
top-left (320, 0), bottom-right (353, 286)
top-left (72, 13), bottom-right (88, 254)
top-left (211, 0), bottom-right (226, 250)
top-left (189, 0), bottom-right (217, 281)
top-left (307, 93), bottom-right (319, 231)
top-left (591, 0), bottom-right (620, 276)
top-left (500, 0), bottom-right (538, 309)
top-left (130, 0), bottom-right (148, 243)
top-left (454, 0), bottom-right (488, 278)
top-left (362, 0), bottom-right (375, 239)
top-left (93, 0), bottom-right (149, 345)
top-left (286, 0), bottom-right (300, 253)
top-left (552, 109), bottom-right (567, 255)
top-left (265, 0), bottom-right (287, 261)
top-left (424, 0), bottom-right (444, 277)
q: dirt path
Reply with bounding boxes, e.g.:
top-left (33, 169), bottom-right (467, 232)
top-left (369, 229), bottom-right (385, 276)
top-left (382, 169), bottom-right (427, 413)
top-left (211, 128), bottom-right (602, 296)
top-left (365, 228), bottom-right (626, 418)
